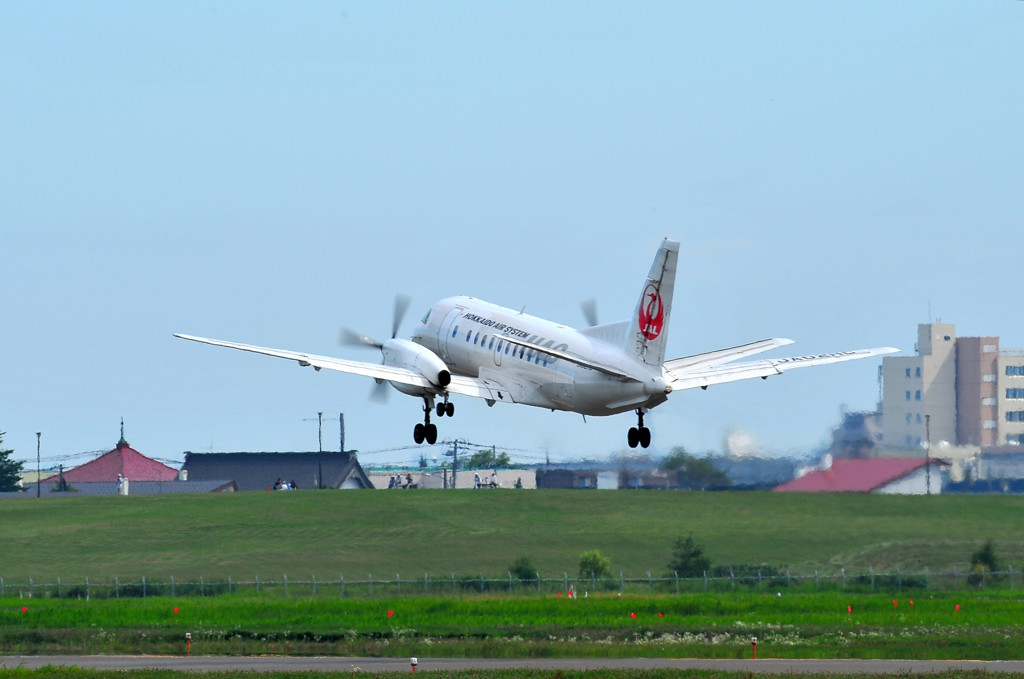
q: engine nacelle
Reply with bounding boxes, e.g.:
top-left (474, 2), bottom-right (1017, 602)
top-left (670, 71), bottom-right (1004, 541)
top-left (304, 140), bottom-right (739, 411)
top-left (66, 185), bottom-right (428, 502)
top-left (382, 338), bottom-right (451, 395)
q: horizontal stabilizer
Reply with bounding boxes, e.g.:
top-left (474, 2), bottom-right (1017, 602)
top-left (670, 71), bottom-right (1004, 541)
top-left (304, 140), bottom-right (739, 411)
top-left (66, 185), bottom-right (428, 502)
top-left (666, 346), bottom-right (899, 391)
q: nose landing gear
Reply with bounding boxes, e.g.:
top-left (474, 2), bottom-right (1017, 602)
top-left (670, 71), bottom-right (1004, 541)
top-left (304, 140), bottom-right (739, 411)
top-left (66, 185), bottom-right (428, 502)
top-left (627, 409), bottom-right (651, 449)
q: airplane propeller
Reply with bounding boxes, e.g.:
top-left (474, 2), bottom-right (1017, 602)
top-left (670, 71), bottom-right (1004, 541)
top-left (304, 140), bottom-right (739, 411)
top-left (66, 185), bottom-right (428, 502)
top-left (339, 293), bottom-right (413, 403)
top-left (581, 297), bottom-right (599, 327)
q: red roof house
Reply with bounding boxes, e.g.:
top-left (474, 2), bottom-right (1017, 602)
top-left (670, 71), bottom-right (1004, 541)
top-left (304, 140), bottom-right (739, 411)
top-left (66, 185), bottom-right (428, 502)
top-left (43, 430), bottom-right (178, 483)
top-left (774, 457), bottom-right (943, 494)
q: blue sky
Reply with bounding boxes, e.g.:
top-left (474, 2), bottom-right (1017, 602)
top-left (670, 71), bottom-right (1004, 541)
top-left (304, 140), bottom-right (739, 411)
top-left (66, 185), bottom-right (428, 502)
top-left (3, 2), bottom-right (1022, 470)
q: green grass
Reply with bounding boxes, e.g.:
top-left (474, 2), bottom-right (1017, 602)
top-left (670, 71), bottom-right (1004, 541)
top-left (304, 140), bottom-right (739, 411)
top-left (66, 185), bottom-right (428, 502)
top-left (2, 490), bottom-right (1024, 582)
top-left (2, 591), bottom-right (1023, 659)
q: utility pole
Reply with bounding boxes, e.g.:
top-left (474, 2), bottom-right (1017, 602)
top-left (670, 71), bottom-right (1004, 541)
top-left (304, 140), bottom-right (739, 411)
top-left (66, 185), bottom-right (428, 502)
top-left (925, 414), bottom-right (931, 496)
top-left (304, 412), bottom-right (340, 489)
top-left (36, 432), bottom-right (41, 498)
top-left (317, 412), bottom-right (323, 490)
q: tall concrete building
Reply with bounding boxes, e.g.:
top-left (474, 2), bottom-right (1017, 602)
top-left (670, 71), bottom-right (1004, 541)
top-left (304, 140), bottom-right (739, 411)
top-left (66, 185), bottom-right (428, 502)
top-left (882, 323), bottom-right (1024, 450)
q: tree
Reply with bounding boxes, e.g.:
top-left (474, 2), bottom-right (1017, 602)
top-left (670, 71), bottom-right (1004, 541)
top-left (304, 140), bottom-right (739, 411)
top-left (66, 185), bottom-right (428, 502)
top-left (509, 555), bottom-right (538, 583)
top-left (0, 431), bottom-right (25, 493)
top-left (578, 549), bottom-right (611, 579)
top-left (465, 449), bottom-right (512, 469)
top-left (659, 447), bottom-right (729, 489)
top-left (667, 534), bottom-right (711, 577)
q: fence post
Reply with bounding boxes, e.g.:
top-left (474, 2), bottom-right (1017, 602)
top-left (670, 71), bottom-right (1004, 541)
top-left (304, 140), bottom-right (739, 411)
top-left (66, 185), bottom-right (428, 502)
top-left (256, 575), bottom-right (260, 593)
top-left (953, 566), bottom-right (958, 590)
top-left (86, 577), bottom-right (90, 600)
top-left (758, 569), bottom-right (762, 590)
top-left (620, 572), bottom-right (624, 592)
top-left (313, 574), bottom-right (317, 596)
top-left (536, 573), bottom-right (541, 593)
top-left (228, 575), bottom-right (232, 594)
top-left (58, 576), bottom-right (62, 598)
top-left (730, 568), bottom-right (735, 590)
top-left (508, 572), bottom-right (513, 592)
top-left (201, 576), bottom-right (205, 597)
top-left (283, 574), bottom-right (287, 597)
top-left (141, 576), bottom-right (145, 598)
top-left (924, 566), bottom-right (929, 590)
top-left (369, 574), bottom-right (373, 596)
top-left (564, 572), bottom-right (568, 593)
top-left (114, 576), bottom-right (119, 598)
top-left (648, 571), bottom-right (652, 592)
top-left (814, 570), bottom-right (818, 589)
top-left (841, 568), bottom-right (846, 588)
top-left (1009, 564), bottom-right (1014, 590)
top-left (451, 573), bottom-right (456, 593)
top-left (870, 568), bottom-right (875, 590)
top-left (675, 571), bottom-right (679, 594)
top-left (425, 572), bottom-right (429, 595)
top-left (170, 575), bottom-right (174, 598)
top-left (1, 577), bottom-right (4, 597)
top-left (786, 570), bottom-right (791, 589)
top-left (396, 573), bottom-right (401, 594)
top-left (703, 570), bottom-right (707, 592)
top-left (340, 573), bottom-right (345, 597)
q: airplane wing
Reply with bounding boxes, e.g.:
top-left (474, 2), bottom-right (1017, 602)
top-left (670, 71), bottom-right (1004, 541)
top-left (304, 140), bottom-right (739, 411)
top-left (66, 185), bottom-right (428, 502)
top-left (665, 346), bottom-right (899, 391)
top-left (174, 333), bottom-right (439, 388)
top-left (174, 333), bottom-right (515, 401)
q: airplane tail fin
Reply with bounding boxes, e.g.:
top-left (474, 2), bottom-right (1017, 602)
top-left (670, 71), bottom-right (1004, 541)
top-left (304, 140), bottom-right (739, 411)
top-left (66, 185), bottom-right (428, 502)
top-left (627, 238), bottom-right (679, 367)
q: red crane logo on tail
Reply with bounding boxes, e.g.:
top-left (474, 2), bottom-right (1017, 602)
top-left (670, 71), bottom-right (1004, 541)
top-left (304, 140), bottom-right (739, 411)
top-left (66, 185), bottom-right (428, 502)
top-left (638, 284), bottom-right (664, 340)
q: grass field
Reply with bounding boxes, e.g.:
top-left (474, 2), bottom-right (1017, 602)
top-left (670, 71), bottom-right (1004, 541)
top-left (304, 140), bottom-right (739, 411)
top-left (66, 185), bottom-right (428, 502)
top-left (2, 590), bottom-right (1023, 659)
top-left (1, 490), bottom-right (1023, 583)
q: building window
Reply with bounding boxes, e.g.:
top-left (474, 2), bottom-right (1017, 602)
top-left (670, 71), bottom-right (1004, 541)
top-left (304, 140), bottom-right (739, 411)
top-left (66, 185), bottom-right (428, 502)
top-left (1008, 389), bottom-right (1024, 399)
top-left (1008, 434), bottom-right (1024, 444)
top-left (916, 413), bottom-right (922, 423)
top-left (984, 421), bottom-right (998, 429)
top-left (905, 413), bottom-right (912, 424)
top-left (906, 391), bottom-right (912, 401)
top-left (1007, 366), bottom-right (1024, 377)
top-left (915, 367), bottom-right (921, 377)
top-left (915, 390), bottom-right (922, 401)
top-left (1007, 411), bottom-right (1024, 422)
top-left (905, 368), bottom-right (911, 378)
top-left (983, 397), bottom-right (997, 406)
top-left (984, 374), bottom-right (997, 383)
top-left (984, 344), bottom-right (997, 353)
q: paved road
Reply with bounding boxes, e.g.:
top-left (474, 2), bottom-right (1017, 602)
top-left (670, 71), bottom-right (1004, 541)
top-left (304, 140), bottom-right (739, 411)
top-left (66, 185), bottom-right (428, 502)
top-left (4, 656), bottom-right (1024, 674)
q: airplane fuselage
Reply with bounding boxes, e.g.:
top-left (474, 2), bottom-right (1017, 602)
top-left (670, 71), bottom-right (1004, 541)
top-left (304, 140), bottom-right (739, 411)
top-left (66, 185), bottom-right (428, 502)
top-left (411, 296), bottom-right (669, 416)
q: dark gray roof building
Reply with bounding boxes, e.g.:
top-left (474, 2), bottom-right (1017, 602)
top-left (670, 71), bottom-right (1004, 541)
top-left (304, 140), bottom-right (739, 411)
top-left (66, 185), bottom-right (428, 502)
top-left (182, 451), bottom-right (373, 491)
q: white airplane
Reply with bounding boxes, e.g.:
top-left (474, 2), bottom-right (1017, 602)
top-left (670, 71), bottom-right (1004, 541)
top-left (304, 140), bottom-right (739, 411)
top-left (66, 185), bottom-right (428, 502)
top-left (175, 239), bottom-right (897, 448)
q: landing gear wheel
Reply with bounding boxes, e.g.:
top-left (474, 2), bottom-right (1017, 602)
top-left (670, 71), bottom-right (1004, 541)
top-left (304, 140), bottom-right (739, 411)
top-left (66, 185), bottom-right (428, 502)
top-left (445, 402), bottom-right (455, 417)
top-left (436, 402), bottom-right (446, 417)
top-left (413, 423), bottom-right (425, 444)
top-left (425, 423), bottom-right (438, 445)
top-left (627, 427), bottom-right (640, 449)
top-left (639, 427), bottom-right (651, 449)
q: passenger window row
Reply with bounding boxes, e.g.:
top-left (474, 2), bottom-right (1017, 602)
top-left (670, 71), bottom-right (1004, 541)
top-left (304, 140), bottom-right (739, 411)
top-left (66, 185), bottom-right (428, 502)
top-left (450, 325), bottom-right (549, 365)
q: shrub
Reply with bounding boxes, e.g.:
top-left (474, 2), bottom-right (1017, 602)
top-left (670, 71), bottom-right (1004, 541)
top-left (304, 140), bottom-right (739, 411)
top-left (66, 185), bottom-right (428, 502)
top-left (578, 549), bottom-right (611, 580)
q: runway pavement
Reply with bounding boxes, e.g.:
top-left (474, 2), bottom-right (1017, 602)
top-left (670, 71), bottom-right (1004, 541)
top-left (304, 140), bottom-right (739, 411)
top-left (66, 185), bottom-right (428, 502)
top-left (3, 655), bottom-right (1024, 674)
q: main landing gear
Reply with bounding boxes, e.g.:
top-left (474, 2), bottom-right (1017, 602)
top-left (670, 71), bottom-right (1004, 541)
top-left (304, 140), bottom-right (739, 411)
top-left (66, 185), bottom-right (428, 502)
top-left (627, 409), bottom-right (652, 449)
top-left (413, 397), bottom-right (454, 444)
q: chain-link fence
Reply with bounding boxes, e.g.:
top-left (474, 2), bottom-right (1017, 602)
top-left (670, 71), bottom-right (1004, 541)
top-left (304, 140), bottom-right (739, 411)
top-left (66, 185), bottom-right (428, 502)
top-left (1, 566), bottom-right (1019, 599)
